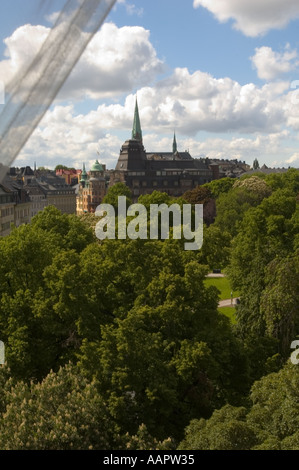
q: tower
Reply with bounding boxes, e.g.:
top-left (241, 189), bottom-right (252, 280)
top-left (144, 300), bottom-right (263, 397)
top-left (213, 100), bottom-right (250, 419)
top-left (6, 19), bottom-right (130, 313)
top-left (132, 96), bottom-right (142, 142)
top-left (173, 132), bottom-right (177, 154)
top-left (115, 96), bottom-right (147, 171)
top-left (80, 163), bottom-right (88, 185)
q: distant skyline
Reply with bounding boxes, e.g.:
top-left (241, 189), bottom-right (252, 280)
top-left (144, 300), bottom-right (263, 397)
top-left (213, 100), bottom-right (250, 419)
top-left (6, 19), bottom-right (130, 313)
top-left (1, 0), bottom-right (299, 170)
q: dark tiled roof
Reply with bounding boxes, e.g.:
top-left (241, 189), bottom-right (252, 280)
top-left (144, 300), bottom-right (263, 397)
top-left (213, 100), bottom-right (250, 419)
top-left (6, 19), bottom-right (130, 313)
top-left (21, 166), bottom-right (34, 176)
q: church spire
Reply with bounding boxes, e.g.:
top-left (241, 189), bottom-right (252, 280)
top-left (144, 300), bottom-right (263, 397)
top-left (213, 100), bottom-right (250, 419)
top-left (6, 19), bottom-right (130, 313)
top-left (173, 131), bottom-right (177, 154)
top-left (132, 96), bottom-right (142, 142)
top-left (81, 163), bottom-right (87, 182)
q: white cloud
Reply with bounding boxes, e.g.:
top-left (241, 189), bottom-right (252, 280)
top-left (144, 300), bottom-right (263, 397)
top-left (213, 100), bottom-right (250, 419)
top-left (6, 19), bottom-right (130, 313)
top-left (15, 70), bottom-right (299, 170)
top-left (115, 0), bottom-right (144, 17)
top-left (0, 22), bottom-right (164, 100)
top-left (17, 99), bottom-right (296, 169)
top-left (4, 18), bottom-right (299, 170)
top-left (16, 104), bottom-right (124, 170)
top-left (0, 24), bottom-right (49, 81)
top-left (45, 11), bottom-right (60, 25)
top-left (251, 46), bottom-right (298, 80)
top-left (286, 153), bottom-right (299, 164)
top-left (193, 0), bottom-right (299, 37)
top-left (135, 68), bottom-right (286, 135)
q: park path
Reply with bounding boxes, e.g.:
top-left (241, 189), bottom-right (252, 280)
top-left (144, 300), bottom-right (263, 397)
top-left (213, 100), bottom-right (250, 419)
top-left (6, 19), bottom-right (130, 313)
top-left (218, 298), bottom-right (238, 307)
top-left (206, 273), bottom-right (238, 307)
top-left (206, 273), bottom-right (225, 278)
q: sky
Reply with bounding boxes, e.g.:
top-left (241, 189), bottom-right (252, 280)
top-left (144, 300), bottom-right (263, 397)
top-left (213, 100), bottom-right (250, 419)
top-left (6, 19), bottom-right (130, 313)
top-left (1, 0), bottom-right (299, 171)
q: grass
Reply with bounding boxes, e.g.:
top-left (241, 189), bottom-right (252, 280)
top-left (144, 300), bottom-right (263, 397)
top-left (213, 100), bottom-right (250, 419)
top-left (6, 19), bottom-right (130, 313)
top-left (218, 306), bottom-right (237, 325)
top-left (204, 276), bottom-right (239, 325)
top-left (204, 276), bottom-right (240, 301)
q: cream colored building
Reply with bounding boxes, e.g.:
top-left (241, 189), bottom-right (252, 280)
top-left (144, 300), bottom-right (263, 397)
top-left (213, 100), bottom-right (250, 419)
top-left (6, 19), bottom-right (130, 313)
top-left (24, 182), bottom-right (48, 218)
top-left (0, 185), bottom-right (15, 237)
top-left (14, 202), bottom-right (32, 228)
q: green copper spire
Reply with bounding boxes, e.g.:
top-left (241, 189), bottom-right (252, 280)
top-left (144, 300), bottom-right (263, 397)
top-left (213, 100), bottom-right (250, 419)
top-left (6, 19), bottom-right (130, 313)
top-left (173, 132), bottom-right (177, 154)
top-left (132, 97), bottom-right (142, 141)
top-left (81, 163), bottom-right (87, 181)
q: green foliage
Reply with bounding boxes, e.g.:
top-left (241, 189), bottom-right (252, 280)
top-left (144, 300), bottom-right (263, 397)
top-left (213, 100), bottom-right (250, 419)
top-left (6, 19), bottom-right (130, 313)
top-left (233, 175), bottom-right (272, 199)
top-left (103, 182), bottom-right (132, 212)
top-left (198, 225), bottom-right (231, 270)
top-left (179, 362), bottom-right (299, 450)
top-left (265, 168), bottom-right (299, 194)
top-left (183, 186), bottom-right (212, 205)
top-left (183, 186), bottom-right (216, 226)
top-left (55, 165), bottom-right (69, 171)
top-left (260, 254), bottom-right (299, 356)
top-left (77, 212), bottom-right (102, 230)
top-left (124, 424), bottom-right (175, 450)
top-left (138, 191), bottom-right (176, 208)
top-left (204, 277), bottom-right (239, 301)
top-left (31, 205), bottom-right (94, 251)
top-left (179, 405), bottom-right (257, 450)
top-left (78, 239), bottom-right (249, 441)
top-left (0, 363), bottom-right (117, 450)
top-left (0, 208), bottom-right (94, 379)
top-left (228, 189), bottom-right (298, 363)
top-left (218, 307), bottom-right (236, 324)
top-left (202, 178), bottom-right (235, 198)
top-left (214, 185), bottom-right (267, 237)
top-left (0, 172), bottom-right (298, 450)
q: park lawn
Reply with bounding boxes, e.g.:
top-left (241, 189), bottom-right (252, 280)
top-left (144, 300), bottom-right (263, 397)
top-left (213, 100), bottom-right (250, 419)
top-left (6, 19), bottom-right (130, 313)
top-left (218, 306), bottom-right (237, 325)
top-left (204, 276), bottom-right (240, 301)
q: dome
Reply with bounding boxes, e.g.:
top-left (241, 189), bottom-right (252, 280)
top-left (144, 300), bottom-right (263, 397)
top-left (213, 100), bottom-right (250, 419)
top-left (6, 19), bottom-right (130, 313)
top-left (90, 159), bottom-right (103, 172)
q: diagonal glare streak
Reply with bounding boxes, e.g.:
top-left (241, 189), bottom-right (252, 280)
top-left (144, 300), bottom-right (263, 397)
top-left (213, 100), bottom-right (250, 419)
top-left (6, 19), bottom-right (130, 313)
top-left (0, 0), bottom-right (117, 181)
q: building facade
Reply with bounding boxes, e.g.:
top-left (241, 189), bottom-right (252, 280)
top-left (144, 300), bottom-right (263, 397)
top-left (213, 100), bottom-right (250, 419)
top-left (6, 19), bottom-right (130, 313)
top-left (0, 168), bottom-right (78, 237)
top-left (110, 99), bottom-right (221, 201)
top-left (24, 180), bottom-right (48, 218)
top-left (37, 174), bottom-right (76, 215)
top-left (0, 185), bottom-right (15, 237)
top-left (76, 161), bottom-right (107, 215)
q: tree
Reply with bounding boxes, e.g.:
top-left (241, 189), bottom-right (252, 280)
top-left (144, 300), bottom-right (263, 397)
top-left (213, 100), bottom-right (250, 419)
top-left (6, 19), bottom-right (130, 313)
top-left (55, 165), bottom-right (69, 171)
top-left (178, 405), bottom-right (257, 450)
top-left (0, 209), bottom-right (94, 380)
top-left (183, 186), bottom-right (216, 226)
top-left (78, 239), bottom-right (249, 441)
top-left (179, 362), bottom-right (299, 450)
top-left (31, 205), bottom-right (94, 252)
top-left (202, 178), bottom-right (235, 198)
top-left (198, 224), bottom-right (231, 270)
top-left (214, 183), bottom-right (270, 237)
top-left (260, 253), bottom-right (299, 356)
top-left (265, 168), bottom-right (299, 194)
top-left (183, 186), bottom-right (212, 205)
top-left (103, 182), bottom-right (132, 213)
top-left (0, 363), bottom-right (118, 450)
top-left (227, 189), bottom-right (298, 378)
top-left (233, 175), bottom-right (271, 199)
top-left (229, 190), bottom-right (298, 335)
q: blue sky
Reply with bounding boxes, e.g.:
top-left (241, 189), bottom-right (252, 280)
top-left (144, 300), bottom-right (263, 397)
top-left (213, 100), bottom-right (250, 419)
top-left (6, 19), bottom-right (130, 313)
top-left (1, 0), bottom-right (299, 170)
